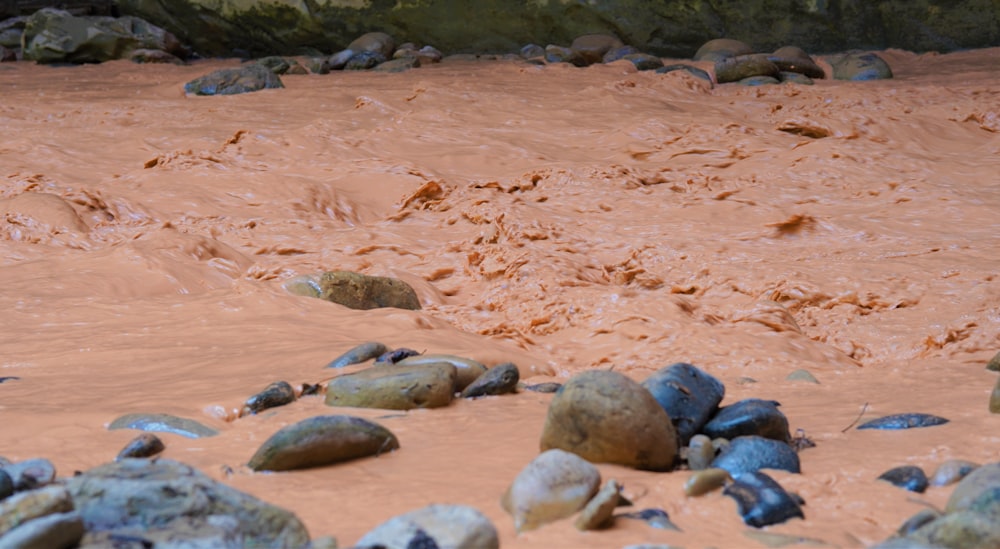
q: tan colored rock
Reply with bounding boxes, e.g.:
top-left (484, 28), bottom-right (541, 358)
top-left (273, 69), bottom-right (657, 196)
top-left (694, 38), bottom-right (753, 61)
top-left (540, 370), bottom-right (677, 471)
top-left (502, 449), bottom-right (601, 532)
top-left (574, 479), bottom-right (621, 531)
top-left (570, 33), bottom-right (623, 64)
top-left (318, 270), bottom-right (421, 310)
top-left (325, 362), bottom-right (456, 410)
top-left (0, 485), bottom-right (74, 536)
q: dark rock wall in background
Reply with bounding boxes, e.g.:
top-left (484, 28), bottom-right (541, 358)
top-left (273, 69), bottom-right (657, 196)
top-left (10, 0), bottom-right (1000, 57)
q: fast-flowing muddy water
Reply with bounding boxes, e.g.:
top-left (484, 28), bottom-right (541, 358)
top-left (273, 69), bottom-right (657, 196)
top-left (1, 47), bottom-right (999, 547)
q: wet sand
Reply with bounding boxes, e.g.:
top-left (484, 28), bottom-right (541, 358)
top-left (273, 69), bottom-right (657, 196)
top-left (1, 48), bottom-right (999, 547)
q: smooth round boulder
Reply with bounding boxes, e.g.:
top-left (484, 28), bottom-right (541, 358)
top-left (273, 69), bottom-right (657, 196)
top-left (694, 38), bottom-right (753, 62)
top-left (248, 415), bottom-right (399, 472)
top-left (570, 33), bottom-right (623, 65)
top-left (541, 370), bottom-right (677, 471)
top-left (347, 31), bottom-right (395, 58)
top-left (769, 46), bottom-right (825, 78)
top-left (715, 54), bottom-right (780, 83)
top-left (501, 449), bottom-right (601, 533)
top-left (829, 51), bottom-right (893, 80)
top-left (946, 462), bottom-right (1000, 514)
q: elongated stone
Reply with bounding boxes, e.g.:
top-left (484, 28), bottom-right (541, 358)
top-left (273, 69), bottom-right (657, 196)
top-left (325, 362), bottom-right (456, 410)
top-left (857, 413), bottom-right (949, 430)
top-left (248, 415), bottom-right (399, 472)
top-left (108, 413), bottom-right (219, 439)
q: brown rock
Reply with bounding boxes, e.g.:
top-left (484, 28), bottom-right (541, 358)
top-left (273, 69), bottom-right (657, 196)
top-left (570, 33), bottom-right (623, 65)
top-left (715, 54), bottom-right (780, 84)
top-left (347, 31), bottom-right (395, 58)
top-left (318, 270), bottom-right (421, 310)
top-left (539, 370), bottom-right (677, 471)
top-left (325, 362), bottom-right (456, 410)
top-left (248, 415), bottom-right (398, 472)
top-left (694, 38), bottom-right (753, 62)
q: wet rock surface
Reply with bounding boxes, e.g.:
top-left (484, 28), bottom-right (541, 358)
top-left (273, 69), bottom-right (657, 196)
top-left (325, 362), bottom-right (457, 410)
top-left (241, 380), bottom-right (297, 416)
top-left (115, 433), bottom-right (166, 460)
top-left (711, 435), bottom-right (801, 475)
top-left (461, 362), bottom-right (520, 398)
top-left (857, 413), bottom-right (950, 430)
top-left (183, 63), bottom-right (284, 96)
top-left (317, 270), bottom-right (421, 311)
top-left (829, 51), bottom-right (894, 80)
top-left (22, 7), bottom-right (186, 63)
top-left (642, 362), bottom-right (724, 446)
top-left (724, 471), bottom-right (804, 527)
top-left (702, 398), bottom-right (791, 442)
top-left (108, 412), bottom-right (220, 439)
top-left (541, 370), bottom-right (678, 471)
top-left (248, 415), bottom-right (399, 472)
top-left (878, 465), bottom-right (929, 493)
top-left (502, 449), bottom-right (601, 533)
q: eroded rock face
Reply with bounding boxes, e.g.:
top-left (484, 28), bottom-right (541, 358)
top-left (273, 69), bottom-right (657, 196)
top-left (113, 0), bottom-right (997, 58)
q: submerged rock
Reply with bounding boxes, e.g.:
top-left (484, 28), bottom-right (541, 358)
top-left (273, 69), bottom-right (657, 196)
top-left (857, 413), bottom-right (949, 430)
top-left (67, 458), bottom-right (309, 546)
top-left (248, 415), bottom-right (399, 472)
top-left (325, 341), bottom-right (389, 369)
top-left (619, 508), bottom-right (681, 531)
top-left (541, 370), bottom-right (677, 471)
top-left (115, 433), bottom-right (166, 460)
top-left (501, 449), bottom-right (601, 533)
top-left (574, 479), bottom-right (621, 531)
top-left (724, 471), bottom-right (804, 527)
top-left (829, 51), bottom-right (893, 80)
top-left (184, 63), bottom-right (284, 96)
top-left (694, 38), bottom-right (754, 62)
top-left (108, 412), bottom-right (219, 439)
top-left (570, 33), bottom-right (623, 65)
top-left (356, 504), bottom-right (499, 549)
top-left (317, 270), bottom-right (421, 310)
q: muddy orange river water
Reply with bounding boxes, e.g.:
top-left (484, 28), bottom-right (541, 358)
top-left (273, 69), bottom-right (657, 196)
top-left (1, 47), bottom-right (999, 547)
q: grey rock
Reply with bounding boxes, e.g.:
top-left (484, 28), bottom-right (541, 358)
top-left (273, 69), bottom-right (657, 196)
top-left (930, 459), bottom-right (979, 487)
top-left (618, 508), bottom-right (680, 531)
top-left (374, 57), bottom-right (419, 73)
top-left (623, 53), bottom-right (664, 71)
top-left (461, 362), bottom-right (519, 398)
top-left (347, 31), bottom-right (395, 58)
top-left (356, 504), bottom-right (499, 549)
top-left (991, 374), bottom-right (1000, 414)
top-left (777, 71), bottom-right (814, 84)
top-left (858, 413), bottom-right (949, 430)
top-left (829, 51), bottom-right (893, 80)
top-left (785, 369), bottom-right (820, 383)
top-left (344, 50), bottom-right (387, 70)
top-left (602, 45), bottom-right (640, 63)
top-left (0, 485), bottom-right (74, 537)
top-left (115, 433), bottom-right (166, 460)
top-left (0, 511), bottom-right (84, 549)
top-left (78, 514), bottom-right (243, 548)
top-left (711, 435), bottom-right (801, 475)
top-left (22, 8), bottom-right (185, 64)
top-left (724, 471), bottom-right (804, 527)
top-left (702, 399), bottom-right (791, 442)
top-left (325, 362), bottom-right (456, 410)
top-left (317, 270), bottom-right (421, 310)
top-left (67, 458), bottom-right (310, 546)
top-left (524, 382), bottom-right (562, 393)
top-left (183, 63), bottom-right (284, 96)
top-left (987, 350), bottom-right (1000, 372)
top-left (248, 415), bottom-right (399, 472)
top-left (740, 75), bottom-right (781, 86)
top-left (519, 43), bottom-right (545, 59)
top-left (897, 508), bottom-right (943, 537)
top-left (501, 449), bottom-right (600, 533)
top-left (878, 465), bottom-right (929, 493)
top-left (241, 380), bottom-right (296, 417)
top-left (129, 48), bottom-right (184, 64)
top-left (642, 362), bottom-right (724, 445)
top-left (946, 462), bottom-right (1000, 513)
top-left (108, 412), bottom-right (220, 438)
top-left (0, 469), bottom-right (12, 501)
top-left (684, 467), bottom-right (731, 497)
top-left (544, 44), bottom-right (587, 67)
top-left (3, 458), bottom-right (56, 491)
top-left (541, 370), bottom-right (677, 471)
top-left (325, 341), bottom-right (389, 369)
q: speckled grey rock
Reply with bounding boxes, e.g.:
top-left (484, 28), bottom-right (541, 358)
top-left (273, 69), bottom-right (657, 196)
top-left (878, 465), bottom-right (929, 493)
top-left (501, 449), bottom-right (601, 533)
top-left (541, 370), bottom-right (677, 471)
top-left (248, 415), bottom-right (399, 472)
top-left (355, 504), bottom-right (499, 549)
top-left (574, 479), bottom-right (621, 531)
top-left (184, 63), bottom-right (284, 95)
top-left (0, 485), bottom-right (73, 537)
top-left (711, 435), bottom-right (800, 475)
top-left (67, 458), bottom-right (309, 546)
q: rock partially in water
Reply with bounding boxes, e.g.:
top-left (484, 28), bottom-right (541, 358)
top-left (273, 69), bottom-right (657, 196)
top-left (570, 33), bottom-right (623, 65)
top-left (990, 374), bottom-right (1000, 413)
top-left (344, 50), bottom-right (387, 70)
top-left (68, 458), bottom-right (309, 546)
top-left (0, 485), bottom-right (73, 537)
top-left (724, 471), bottom-right (804, 527)
top-left (741, 75), bottom-right (781, 86)
top-left (541, 370), bottom-right (677, 471)
top-left (574, 479), bottom-right (621, 531)
top-left (317, 270), bottom-right (421, 310)
top-left (910, 508), bottom-right (1000, 549)
top-left (785, 369), bottom-right (820, 383)
top-left (829, 51), bottom-right (893, 80)
top-left (525, 382), bottom-right (562, 393)
top-left (897, 508), bottom-right (942, 536)
top-left (326, 341), bottom-right (389, 369)
top-left (108, 412), bottom-right (219, 439)
top-left (248, 415), bottom-right (399, 472)
top-left (694, 38), bottom-right (753, 62)
top-left (768, 46), bottom-right (825, 78)
top-left (656, 63), bottom-right (713, 82)
top-left (684, 467), bottom-right (732, 497)
top-left (702, 399), bottom-right (791, 442)
top-left (878, 465), bottom-right (929, 493)
top-left (715, 54), bottom-right (780, 84)
top-left (115, 433), bottom-right (166, 460)
top-left (375, 57), bottom-right (420, 73)
top-left (642, 362), bottom-right (725, 445)
top-left (685, 434), bottom-right (716, 470)
top-left (545, 44), bottom-right (588, 67)
top-left (930, 459), bottom-right (979, 487)
top-left (987, 350), bottom-right (1000, 372)
top-left (461, 362), bottom-right (520, 398)
top-left (602, 45), bottom-right (639, 63)
top-left (711, 435), bottom-right (801, 475)
top-left (520, 43), bottom-right (545, 59)
top-left (777, 72), bottom-right (814, 85)
top-left (857, 413), bottom-right (949, 430)
top-left (622, 53), bottom-right (664, 71)
top-left (241, 380), bottom-right (296, 417)
top-left (0, 510), bottom-right (84, 548)
top-left (129, 48), bottom-right (184, 64)
top-left (22, 7), bottom-right (186, 64)
top-left (184, 63), bottom-right (284, 96)
top-left (501, 449), bottom-right (601, 533)
top-left (325, 362), bottom-right (456, 410)
top-left (356, 503), bottom-right (499, 549)
top-left (618, 508), bottom-right (681, 531)
top-left (395, 354), bottom-right (486, 392)
top-left (0, 470), bottom-right (12, 501)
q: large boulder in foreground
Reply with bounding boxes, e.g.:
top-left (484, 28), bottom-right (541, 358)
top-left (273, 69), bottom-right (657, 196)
top-left (22, 7), bottom-right (186, 63)
top-left (540, 370), bottom-right (677, 471)
top-left (66, 458), bottom-right (310, 547)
